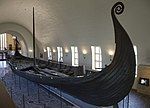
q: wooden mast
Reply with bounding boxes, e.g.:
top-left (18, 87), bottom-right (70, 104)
top-left (33, 7), bottom-right (36, 66)
top-left (10, 2), bottom-right (136, 107)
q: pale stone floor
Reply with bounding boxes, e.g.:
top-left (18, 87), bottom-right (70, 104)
top-left (0, 61), bottom-right (150, 108)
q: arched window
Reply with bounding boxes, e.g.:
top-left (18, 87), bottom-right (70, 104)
top-left (134, 45), bottom-right (138, 77)
top-left (0, 33), bottom-right (7, 50)
top-left (47, 47), bottom-right (52, 60)
top-left (57, 47), bottom-right (63, 62)
top-left (71, 46), bottom-right (78, 66)
top-left (91, 46), bottom-right (102, 71)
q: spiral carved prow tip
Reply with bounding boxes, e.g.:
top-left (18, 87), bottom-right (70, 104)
top-left (112, 2), bottom-right (124, 15)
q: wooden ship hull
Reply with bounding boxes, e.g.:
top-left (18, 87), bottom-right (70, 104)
top-left (9, 2), bottom-right (135, 107)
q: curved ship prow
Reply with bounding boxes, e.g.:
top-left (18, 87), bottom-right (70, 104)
top-left (9, 2), bottom-right (136, 107)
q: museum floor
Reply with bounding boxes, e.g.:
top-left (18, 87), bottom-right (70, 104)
top-left (0, 61), bottom-right (150, 108)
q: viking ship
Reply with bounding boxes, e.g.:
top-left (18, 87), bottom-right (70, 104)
top-left (9, 2), bottom-right (136, 107)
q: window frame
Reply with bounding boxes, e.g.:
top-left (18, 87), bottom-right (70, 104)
top-left (47, 47), bottom-right (52, 60)
top-left (134, 45), bottom-right (138, 77)
top-left (91, 46), bottom-right (102, 71)
top-left (71, 46), bottom-right (79, 66)
top-left (57, 47), bottom-right (63, 62)
top-left (0, 33), bottom-right (7, 50)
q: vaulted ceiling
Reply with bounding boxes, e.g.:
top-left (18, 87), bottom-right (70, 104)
top-left (0, 0), bottom-right (150, 48)
top-left (0, 0), bottom-right (120, 46)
